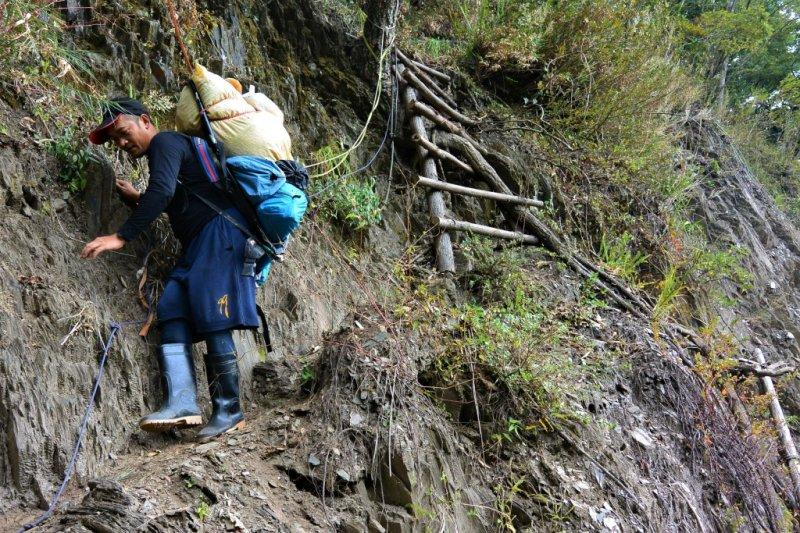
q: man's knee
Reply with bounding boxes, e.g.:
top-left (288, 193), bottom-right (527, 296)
top-left (160, 319), bottom-right (192, 344)
top-left (205, 329), bottom-right (235, 354)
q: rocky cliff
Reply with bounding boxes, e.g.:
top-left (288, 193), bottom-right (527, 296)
top-left (1, 1), bottom-right (799, 532)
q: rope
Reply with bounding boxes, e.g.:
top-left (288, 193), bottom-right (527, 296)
top-left (308, 94), bottom-right (393, 200)
top-left (307, 27), bottom-right (394, 178)
top-left (308, 47), bottom-right (399, 201)
top-left (383, 48), bottom-right (400, 205)
top-left (18, 322), bottom-right (123, 532)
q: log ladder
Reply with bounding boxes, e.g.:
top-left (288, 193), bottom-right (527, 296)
top-left (395, 49), bottom-right (543, 273)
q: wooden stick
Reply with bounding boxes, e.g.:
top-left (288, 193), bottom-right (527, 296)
top-left (402, 68), bottom-right (477, 126)
top-left (164, 0), bottom-right (193, 74)
top-left (411, 134), bottom-right (473, 173)
top-left (408, 99), bottom-right (461, 134)
top-left (409, 100), bottom-right (489, 155)
top-left (395, 49), bottom-right (458, 108)
top-left (418, 177), bottom-right (544, 208)
top-left (412, 59), bottom-right (451, 82)
top-left (399, 64), bottom-right (455, 273)
top-left (726, 386), bottom-right (788, 522)
top-left (433, 217), bottom-right (539, 244)
top-left (754, 347), bottom-right (800, 502)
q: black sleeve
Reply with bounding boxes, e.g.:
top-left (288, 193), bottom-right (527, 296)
top-left (117, 136), bottom-right (182, 242)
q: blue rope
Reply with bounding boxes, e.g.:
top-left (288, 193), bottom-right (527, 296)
top-left (19, 322), bottom-right (123, 532)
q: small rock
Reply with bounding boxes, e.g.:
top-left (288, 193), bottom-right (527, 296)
top-left (629, 427), bottom-right (654, 448)
top-left (349, 412), bottom-right (364, 427)
top-left (139, 499), bottom-right (156, 515)
top-left (603, 516), bottom-right (618, 530)
top-left (341, 520), bottom-right (365, 533)
top-left (227, 438), bottom-right (239, 446)
top-left (250, 489), bottom-right (268, 500)
top-left (308, 453), bottom-right (321, 467)
top-left (336, 469), bottom-right (350, 482)
top-left (768, 280), bottom-right (778, 292)
top-left (367, 518), bottom-right (386, 533)
top-left (51, 198), bottom-right (67, 212)
top-left (196, 442), bottom-right (221, 454)
top-left (573, 480), bottom-right (591, 492)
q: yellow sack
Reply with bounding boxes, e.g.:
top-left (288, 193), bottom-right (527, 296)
top-left (175, 63), bottom-right (293, 161)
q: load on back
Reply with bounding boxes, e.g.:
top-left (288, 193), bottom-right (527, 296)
top-left (176, 63), bottom-right (293, 162)
top-left (176, 63), bottom-right (308, 285)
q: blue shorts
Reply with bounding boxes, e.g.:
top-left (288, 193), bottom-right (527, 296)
top-left (156, 209), bottom-right (259, 340)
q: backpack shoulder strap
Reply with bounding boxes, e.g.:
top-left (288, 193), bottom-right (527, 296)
top-left (189, 136), bottom-right (221, 184)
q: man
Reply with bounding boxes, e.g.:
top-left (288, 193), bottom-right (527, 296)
top-left (81, 97), bottom-right (254, 441)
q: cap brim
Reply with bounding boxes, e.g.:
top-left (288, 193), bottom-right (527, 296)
top-left (88, 114), bottom-right (121, 145)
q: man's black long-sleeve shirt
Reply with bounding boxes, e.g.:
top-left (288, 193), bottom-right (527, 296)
top-left (117, 132), bottom-right (233, 249)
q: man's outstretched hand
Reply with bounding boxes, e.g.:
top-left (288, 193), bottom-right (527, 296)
top-left (116, 179), bottom-right (140, 207)
top-left (80, 234), bottom-right (126, 259)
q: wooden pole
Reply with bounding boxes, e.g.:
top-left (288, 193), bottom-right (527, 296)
top-left (754, 347), bottom-right (800, 502)
top-left (398, 64), bottom-right (455, 273)
top-left (437, 130), bottom-right (650, 319)
top-left (411, 134), bottom-right (473, 173)
top-left (408, 100), bottom-right (488, 155)
top-left (417, 177), bottom-right (544, 208)
top-left (433, 217), bottom-right (539, 244)
top-left (395, 49), bottom-right (458, 109)
top-left (408, 99), bottom-right (461, 134)
top-left (164, 0), bottom-right (194, 74)
top-left (401, 68), bottom-right (478, 126)
top-left (411, 59), bottom-right (451, 82)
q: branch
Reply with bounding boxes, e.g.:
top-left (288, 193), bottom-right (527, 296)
top-left (395, 48), bottom-right (458, 109)
top-left (733, 358), bottom-right (795, 378)
top-left (401, 68), bottom-right (478, 126)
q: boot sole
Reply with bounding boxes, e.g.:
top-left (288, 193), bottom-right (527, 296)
top-left (197, 420), bottom-right (246, 443)
top-left (139, 415), bottom-right (203, 433)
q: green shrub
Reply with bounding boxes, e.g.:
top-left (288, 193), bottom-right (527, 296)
top-left (652, 265), bottom-right (684, 328)
top-left (2, 0), bottom-right (102, 196)
top-left (599, 232), bottom-right (648, 286)
top-left (399, 238), bottom-right (600, 434)
top-left (311, 144), bottom-right (382, 232)
top-left (49, 129), bottom-right (94, 193)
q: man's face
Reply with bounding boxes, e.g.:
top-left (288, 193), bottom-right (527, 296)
top-left (106, 114), bottom-right (155, 158)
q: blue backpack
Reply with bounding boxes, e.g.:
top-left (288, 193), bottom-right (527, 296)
top-left (187, 136), bottom-right (309, 285)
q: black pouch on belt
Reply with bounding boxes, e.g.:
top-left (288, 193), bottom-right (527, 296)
top-left (242, 238), bottom-right (267, 277)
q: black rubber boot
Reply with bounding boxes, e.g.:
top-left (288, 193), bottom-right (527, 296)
top-left (139, 344), bottom-right (203, 432)
top-left (197, 351), bottom-right (245, 442)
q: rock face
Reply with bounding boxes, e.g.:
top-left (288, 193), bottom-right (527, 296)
top-left (683, 114), bottom-right (800, 407)
top-left (0, 0), bottom-right (369, 514)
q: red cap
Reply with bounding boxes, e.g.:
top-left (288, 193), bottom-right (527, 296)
top-left (88, 98), bottom-right (150, 144)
